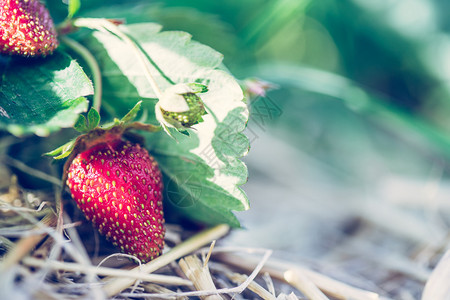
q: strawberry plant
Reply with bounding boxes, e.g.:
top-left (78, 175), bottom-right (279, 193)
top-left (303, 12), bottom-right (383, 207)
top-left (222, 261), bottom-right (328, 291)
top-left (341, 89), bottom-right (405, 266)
top-left (0, 0), bottom-right (249, 262)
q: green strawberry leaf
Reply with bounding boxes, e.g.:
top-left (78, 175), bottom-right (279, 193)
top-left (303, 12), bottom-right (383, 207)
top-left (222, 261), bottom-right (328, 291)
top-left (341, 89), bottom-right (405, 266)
top-left (121, 101), bottom-right (142, 124)
top-left (87, 107), bottom-right (100, 130)
top-left (45, 139), bottom-right (77, 160)
top-left (73, 114), bottom-right (88, 133)
top-left (0, 51), bottom-right (93, 136)
top-left (187, 83), bottom-right (208, 93)
top-left (72, 107), bottom-right (100, 133)
top-left (79, 21), bottom-right (249, 226)
top-left (148, 107), bottom-right (249, 227)
top-left (67, 0), bottom-right (81, 19)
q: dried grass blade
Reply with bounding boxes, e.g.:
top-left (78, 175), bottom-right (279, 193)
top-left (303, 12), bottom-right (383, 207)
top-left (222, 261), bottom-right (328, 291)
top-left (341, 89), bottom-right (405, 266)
top-left (219, 253), bottom-right (382, 300)
top-left (284, 269), bottom-right (330, 300)
top-left (228, 272), bottom-right (276, 300)
top-left (103, 224), bottom-right (230, 297)
top-left (22, 257), bottom-right (192, 286)
top-left (422, 250), bottom-right (450, 300)
top-left (179, 255), bottom-right (222, 300)
top-left (0, 213), bottom-right (56, 272)
top-left (120, 247), bottom-right (272, 299)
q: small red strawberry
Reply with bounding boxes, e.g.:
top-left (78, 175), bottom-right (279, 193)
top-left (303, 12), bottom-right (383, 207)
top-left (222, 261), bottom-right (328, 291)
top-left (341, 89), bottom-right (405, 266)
top-left (0, 0), bottom-right (58, 57)
top-left (66, 138), bottom-right (165, 262)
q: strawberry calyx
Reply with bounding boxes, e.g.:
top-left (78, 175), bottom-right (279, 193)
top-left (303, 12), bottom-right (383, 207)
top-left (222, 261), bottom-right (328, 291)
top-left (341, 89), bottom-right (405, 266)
top-left (155, 83), bottom-right (208, 136)
top-left (46, 101), bottom-right (160, 180)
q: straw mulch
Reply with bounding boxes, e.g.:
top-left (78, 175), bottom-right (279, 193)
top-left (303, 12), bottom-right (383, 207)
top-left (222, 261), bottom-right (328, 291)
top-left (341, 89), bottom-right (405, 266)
top-left (0, 151), bottom-right (449, 300)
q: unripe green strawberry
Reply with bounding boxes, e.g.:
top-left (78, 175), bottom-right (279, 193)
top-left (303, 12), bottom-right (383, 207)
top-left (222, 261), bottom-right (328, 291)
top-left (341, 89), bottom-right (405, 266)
top-left (0, 0), bottom-right (58, 57)
top-left (161, 92), bottom-right (206, 128)
top-left (66, 139), bottom-right (165, 262)
top-left (155, 83), bottom-right (208, 135)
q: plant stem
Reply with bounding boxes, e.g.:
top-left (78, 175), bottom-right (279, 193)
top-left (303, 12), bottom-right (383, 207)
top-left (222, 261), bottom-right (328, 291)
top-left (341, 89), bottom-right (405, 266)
top-left (73, 18), bottom-right (164, 99)
top-left (2, 155), bottom-right (62, 187)
top-left (60, 35), bottom-right (102, 111)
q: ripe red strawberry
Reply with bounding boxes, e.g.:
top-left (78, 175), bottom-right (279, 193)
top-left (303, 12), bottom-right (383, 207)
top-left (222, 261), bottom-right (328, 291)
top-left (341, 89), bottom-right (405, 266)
top-left (66, 139), bottom-right (165, 262)
top-left (0, 0), bottom-right (58, 57)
